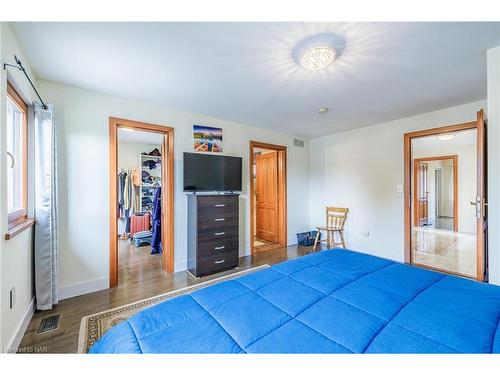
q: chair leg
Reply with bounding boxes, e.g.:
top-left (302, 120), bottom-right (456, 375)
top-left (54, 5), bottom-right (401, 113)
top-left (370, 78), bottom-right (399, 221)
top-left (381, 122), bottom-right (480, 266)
top-left (327, 231), bottom-right (332, 248)
top-left (339, 230), bottom-right (346, 248)
top-left (313, 230), bottom-right (321, 250)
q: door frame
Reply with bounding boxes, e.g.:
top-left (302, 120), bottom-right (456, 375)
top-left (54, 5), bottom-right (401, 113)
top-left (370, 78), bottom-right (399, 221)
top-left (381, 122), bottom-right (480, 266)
top-left (413, 155), bottom-right (458, 232)
top-left (249, 141), bottom-right (287, 254)
top-left (109, 117), bottom-right (175, 288)
top-left (403, 114), bottom-right (485, 281)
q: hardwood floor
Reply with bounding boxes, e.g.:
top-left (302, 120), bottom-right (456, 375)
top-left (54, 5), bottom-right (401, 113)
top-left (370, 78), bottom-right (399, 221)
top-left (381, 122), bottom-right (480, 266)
top-left (18, 241), bottom-right (326, 353)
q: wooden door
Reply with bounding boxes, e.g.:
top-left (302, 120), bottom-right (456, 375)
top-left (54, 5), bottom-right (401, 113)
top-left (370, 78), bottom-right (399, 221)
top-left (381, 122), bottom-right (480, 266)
top-left (255, 152), bottom-right (279, 242)
top-left (418, 162), bottom-right (429, 226)
top-left (476, 109), bottom-right (487, 281)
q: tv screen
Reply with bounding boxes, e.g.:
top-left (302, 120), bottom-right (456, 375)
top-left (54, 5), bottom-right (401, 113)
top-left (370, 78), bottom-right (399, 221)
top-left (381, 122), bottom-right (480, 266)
top-left (183, 152), bottom-right (242, 192)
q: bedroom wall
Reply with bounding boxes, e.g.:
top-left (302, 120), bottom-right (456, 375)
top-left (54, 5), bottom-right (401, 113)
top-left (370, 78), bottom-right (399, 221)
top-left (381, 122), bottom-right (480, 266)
top-left (309, 100), bottom-right (486, 263)
top-left (0, 23), bottom-right (36, 352)
top-left (487, 45), bottom-right (500, 285)
top-left (118, 142), bottom-right (160, 171)
top-left (37, 79), bottom-right (310, 299)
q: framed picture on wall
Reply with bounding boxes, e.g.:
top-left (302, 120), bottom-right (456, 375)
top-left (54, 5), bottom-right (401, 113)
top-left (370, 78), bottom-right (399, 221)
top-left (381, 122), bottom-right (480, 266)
top-left (193, 125), bottom-right (223, 152)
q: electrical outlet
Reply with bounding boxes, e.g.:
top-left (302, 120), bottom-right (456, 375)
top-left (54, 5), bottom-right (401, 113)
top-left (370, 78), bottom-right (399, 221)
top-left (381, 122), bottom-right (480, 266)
top-left (10, 287), bottom-right (16, 309)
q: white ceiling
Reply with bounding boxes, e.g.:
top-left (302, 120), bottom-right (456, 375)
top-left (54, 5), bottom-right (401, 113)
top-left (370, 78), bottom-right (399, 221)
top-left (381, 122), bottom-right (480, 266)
top-left (11, 22), bottom-right (500, 138)
top-left (412, 128), bottom-right (477, 151)
top-left (118, 128), bottom-right (163, 144)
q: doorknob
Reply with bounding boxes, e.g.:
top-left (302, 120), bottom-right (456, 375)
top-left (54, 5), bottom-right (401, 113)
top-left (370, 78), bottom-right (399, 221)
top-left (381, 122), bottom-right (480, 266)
top-left (470, 199), bottom-right (488, 206)
top-left (471, 196), bottom-right (487, 218)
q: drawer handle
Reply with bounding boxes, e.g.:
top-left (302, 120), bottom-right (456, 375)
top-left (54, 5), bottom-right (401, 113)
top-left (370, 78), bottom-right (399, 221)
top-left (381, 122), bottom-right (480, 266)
top-left (214, 218), bottom-right (225, 222)
top-left (214, 232), bottom-right (225, 236)
top-left (214, 245), bottom-right (226, 250)
top-left (214, 204), bottom-right (226, 207)
top-left (214, 259), bottom-right (226, 264)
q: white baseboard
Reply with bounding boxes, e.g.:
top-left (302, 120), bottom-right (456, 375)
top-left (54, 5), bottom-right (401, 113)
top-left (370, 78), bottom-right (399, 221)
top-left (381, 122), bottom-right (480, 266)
top-left (58, 277), bottom-right (109, 301)
top-left (175, 260), bottom-right (187, 272)
top-left (6, 297), bottom-right (35, 353)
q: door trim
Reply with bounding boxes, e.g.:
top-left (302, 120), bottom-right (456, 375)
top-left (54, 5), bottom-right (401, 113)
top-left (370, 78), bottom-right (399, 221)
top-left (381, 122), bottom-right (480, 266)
top-left (109, 117), bottom-right (175, 288)
top-left (404, 118), bottom-right (485, 281)
top-left (413, 155), bottom-right (458, 232)
top-left (249, 141), bottom-right (287, 254)
top-left (476, 109), bottom-right (487, 281)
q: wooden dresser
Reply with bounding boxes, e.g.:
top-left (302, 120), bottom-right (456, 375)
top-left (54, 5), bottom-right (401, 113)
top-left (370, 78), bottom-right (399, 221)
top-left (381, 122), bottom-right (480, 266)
top-left (187, 194), bottom-right (239, 277)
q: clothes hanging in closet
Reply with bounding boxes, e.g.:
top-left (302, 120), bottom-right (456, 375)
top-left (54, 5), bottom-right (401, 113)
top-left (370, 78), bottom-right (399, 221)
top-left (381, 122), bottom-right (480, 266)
top-left (130, 168), bottom-right (140, 213)
top-left (134, 186), bottom-right (140, 213)
top-left (151, 186), bottom-right (162, 254)
top-left (118, 170), bottom-right (137, 233)
top-left (117, 170), bottom-right (127, 218)
top-left (125, 171), bottom-right (137, 233)
top-left (131, 168), bottom-right (140, 186)
top-left (124, 172), bottom-right (131, 211)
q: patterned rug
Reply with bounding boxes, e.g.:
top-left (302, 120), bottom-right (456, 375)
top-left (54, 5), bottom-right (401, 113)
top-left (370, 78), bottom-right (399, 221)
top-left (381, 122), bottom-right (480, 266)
top-left (78, 265), bottom-right (270, 353)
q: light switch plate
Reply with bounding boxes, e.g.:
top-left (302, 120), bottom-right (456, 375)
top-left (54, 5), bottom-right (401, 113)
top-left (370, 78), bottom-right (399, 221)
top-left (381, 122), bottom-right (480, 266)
top-left (396, 184), bottom-right (404, 193)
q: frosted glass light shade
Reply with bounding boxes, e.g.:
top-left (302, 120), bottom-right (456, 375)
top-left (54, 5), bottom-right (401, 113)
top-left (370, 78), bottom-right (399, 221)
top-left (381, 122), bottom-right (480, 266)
top-left (300, 46), bottom-right (336, 71)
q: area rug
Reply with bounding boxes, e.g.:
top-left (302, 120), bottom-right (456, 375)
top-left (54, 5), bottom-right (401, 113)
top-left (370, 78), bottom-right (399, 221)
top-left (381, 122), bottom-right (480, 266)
top-left (78, 264), bottom-right (270, 353)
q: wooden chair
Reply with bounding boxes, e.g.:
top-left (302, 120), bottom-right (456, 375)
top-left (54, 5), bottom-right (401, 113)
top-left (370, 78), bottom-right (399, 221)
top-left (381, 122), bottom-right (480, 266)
top-left (313, 207), bottom-right (349, 250)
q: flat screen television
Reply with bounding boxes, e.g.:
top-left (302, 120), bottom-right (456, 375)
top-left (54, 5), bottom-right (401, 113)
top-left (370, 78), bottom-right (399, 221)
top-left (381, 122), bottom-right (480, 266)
top-left (183, 152), bottom-right (242, 192)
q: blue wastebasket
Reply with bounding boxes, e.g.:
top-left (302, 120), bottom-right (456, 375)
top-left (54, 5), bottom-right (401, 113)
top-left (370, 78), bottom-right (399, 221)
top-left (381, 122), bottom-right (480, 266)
top-left (296, 231), bottom-right (320, 246)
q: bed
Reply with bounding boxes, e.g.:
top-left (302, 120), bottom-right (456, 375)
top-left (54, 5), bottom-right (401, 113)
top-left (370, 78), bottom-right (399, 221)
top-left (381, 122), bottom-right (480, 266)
top-left (89, 249), bottom-right (500, 353)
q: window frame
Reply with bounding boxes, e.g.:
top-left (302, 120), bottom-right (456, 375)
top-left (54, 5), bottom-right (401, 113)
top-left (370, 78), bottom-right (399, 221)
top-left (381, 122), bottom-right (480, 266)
top-left (6, 81), bottom-right (29, 228)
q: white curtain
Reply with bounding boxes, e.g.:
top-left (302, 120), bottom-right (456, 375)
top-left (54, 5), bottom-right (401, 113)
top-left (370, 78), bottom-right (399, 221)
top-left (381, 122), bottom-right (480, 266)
top-left (34, 103), bottom-right (59, 310)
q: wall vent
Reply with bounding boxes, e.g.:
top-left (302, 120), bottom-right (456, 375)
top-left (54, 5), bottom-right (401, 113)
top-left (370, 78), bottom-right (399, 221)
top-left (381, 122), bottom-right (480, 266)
top-left (293, 139), bottom-right (305, 148)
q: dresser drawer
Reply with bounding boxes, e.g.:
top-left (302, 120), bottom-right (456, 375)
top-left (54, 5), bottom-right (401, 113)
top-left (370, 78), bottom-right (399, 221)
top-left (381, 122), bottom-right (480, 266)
top-left (197, 214), bottom-right (238, 228)
top-left (197, 252), bottom-right (239, 276)
top-left (197, 225), bottom-right (238, 242)
top-left (197, 196), bottom-right (238, 216)
top-left (197, 238), bottom-right (238, 258)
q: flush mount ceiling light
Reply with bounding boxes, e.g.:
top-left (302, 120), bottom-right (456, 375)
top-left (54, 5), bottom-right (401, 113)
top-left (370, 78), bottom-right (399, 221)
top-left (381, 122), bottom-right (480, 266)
top-left (292, 33), bottom-right (345, 72)
top-left (437, 133), bottom-right (456, 141)
top-left (301, 46), bottom-right (336, 71)
top-left (318, 107), bottom-right (329, 114)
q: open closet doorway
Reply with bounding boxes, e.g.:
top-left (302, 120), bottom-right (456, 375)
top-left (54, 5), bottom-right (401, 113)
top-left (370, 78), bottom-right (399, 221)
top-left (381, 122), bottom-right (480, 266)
top-left (109, 118), bottom-right (174, 288)
top-left (249, 141), bottom-right (287, 254)
top-left (404, 110), bottom-right (487, 281)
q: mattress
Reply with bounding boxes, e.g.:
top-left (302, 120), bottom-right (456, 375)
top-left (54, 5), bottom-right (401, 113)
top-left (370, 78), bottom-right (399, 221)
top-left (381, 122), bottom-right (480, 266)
top-left (89, 249), bottom-right (500, 353)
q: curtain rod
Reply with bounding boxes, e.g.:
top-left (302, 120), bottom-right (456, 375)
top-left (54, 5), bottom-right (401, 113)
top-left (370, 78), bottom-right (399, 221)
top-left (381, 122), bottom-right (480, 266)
top-left (3, 54), bottom-right (48, 110)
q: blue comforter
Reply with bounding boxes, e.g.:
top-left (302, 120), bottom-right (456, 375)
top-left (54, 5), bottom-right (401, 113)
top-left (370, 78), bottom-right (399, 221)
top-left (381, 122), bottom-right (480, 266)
top-left (90, 249), bottom-right (500, 353)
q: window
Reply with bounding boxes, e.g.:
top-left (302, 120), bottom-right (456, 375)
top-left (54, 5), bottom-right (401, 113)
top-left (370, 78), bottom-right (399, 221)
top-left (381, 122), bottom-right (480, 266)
top-left (6, 82), bottom-right (28, 227)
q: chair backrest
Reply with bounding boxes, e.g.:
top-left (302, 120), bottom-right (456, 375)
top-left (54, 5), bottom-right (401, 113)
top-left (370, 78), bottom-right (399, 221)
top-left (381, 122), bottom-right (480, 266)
top-left (326, 207), bottom-right (349, 229)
